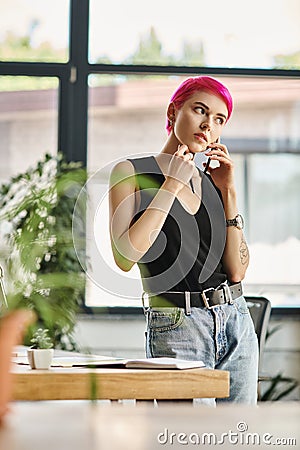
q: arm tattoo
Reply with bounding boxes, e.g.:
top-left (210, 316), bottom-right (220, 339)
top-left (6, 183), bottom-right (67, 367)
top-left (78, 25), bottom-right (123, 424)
top-left (239, 237), bottom-right (249, 265)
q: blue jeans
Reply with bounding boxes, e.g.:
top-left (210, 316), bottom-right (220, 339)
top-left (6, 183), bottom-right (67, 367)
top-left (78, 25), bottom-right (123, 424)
top-left (144, 296), bottom-right (259, 406)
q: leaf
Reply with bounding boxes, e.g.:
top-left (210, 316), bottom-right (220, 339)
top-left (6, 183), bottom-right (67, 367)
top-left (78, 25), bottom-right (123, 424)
top-left (0, 152), bottom-right (87, 349)
top-left (260, 373), bottom-right (299, 401)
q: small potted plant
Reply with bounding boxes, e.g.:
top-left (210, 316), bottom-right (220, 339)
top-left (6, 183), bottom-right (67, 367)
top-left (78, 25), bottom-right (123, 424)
top-left (27, 328), bottom-right (54, 370)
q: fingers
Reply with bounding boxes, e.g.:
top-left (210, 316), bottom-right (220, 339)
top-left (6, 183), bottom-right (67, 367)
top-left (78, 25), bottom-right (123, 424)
top-left (183, 153), bottom-right (194, 162)
top-left (175, 144), bottom-right (194, 162)
top-left (205, 145), bottom-right (231, 162)
top-left (205, 154), bottom-right (232, 168)
top-left (175, 144), bottom-right (188, 157)
top-left (204, 144), bottom-right (234, 173)
top-left (167, 145), bottom-right (196, 190)
top-left (206, 142), bottom-right (229, 156)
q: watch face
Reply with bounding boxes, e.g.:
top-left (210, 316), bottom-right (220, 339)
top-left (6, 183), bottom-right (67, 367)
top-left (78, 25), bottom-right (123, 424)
top-left (236, 214), bottom-right (244, 229)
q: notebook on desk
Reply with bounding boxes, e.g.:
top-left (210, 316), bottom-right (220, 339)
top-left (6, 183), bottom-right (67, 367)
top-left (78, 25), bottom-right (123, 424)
top-left (120, 357), bottom-right (205, 370)
top-left (13, 354), bottom-right (205, 370)
top-left (50, 356), bottom-right (205, 369)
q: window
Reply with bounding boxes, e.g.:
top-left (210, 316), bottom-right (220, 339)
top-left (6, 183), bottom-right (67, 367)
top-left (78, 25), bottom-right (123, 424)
top-left (245, 153), bottom-right (300, 307)
top-left (0, 76), bottom-right (59, 184)
top-left (0, 0), bottom-right (70, 63)
top-left (1, 0), bottom-right (299, 312)
top-left (89, 0), bottom-right (300, 69)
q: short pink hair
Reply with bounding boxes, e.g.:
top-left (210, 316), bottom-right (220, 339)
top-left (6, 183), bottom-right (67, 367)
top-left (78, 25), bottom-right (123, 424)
top-left (166, 76), bottom-right (233, 134)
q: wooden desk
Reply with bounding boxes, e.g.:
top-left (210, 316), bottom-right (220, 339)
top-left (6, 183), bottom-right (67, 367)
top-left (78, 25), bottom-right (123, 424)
top-left (12, 364), bottom-right (229, 401)
top-left (1, 402), bottom-right (299, 450)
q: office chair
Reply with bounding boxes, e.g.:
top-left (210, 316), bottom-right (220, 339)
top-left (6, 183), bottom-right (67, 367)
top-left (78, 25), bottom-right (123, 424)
top-left (245, 296), bottom-right (272, 400)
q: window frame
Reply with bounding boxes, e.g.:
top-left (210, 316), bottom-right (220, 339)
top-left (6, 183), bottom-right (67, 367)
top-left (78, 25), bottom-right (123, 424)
top-left (0, 0), bottom-right (299, 315)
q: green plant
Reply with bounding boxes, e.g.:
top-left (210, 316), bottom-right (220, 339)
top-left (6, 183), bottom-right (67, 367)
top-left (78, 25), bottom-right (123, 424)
top-left (260, 324), bottom-right (299, 401)
top-left (260, 373), bottom-right (298, 401)
top-left (0, 153), bottom-right (87, 350)
top-left (30, 328), bottom-right (53, 349)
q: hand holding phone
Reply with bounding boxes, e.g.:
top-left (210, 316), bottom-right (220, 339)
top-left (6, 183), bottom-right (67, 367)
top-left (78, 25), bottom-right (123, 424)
top-left (204, 137), bottom-right (220, 174)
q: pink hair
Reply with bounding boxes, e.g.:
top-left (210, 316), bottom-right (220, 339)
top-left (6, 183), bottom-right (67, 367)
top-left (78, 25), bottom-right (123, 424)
top-left (166, 76), bottom-right (233, 134)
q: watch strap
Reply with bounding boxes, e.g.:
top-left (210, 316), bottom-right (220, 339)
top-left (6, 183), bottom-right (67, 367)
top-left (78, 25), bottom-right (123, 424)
top-left (226, 214), bottom-right (244, 229)
top-left (226, 218), bottom-right (236, 226)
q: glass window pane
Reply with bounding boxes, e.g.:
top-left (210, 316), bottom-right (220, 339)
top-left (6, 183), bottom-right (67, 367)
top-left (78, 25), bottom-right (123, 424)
top-left (0, 76), bottom-right (59, 183)
top-left (0, 0), bottom-right (70, 62)
top-left (86, 74), bottom-right (300, 308)
top-left (245, 153), bottom-right (300, 306)
top-left (89, 0), bottom-right (300, 69)
top-left (88, 75), bottom-right (300, 168)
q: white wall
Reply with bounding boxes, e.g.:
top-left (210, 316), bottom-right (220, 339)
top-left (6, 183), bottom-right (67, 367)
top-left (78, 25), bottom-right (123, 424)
top-left (74, 314), bottom-right (146, 359)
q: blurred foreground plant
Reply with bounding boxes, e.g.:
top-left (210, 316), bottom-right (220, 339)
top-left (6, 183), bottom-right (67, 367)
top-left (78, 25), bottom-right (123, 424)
top-left (0, 153), bottom-right (86, 350)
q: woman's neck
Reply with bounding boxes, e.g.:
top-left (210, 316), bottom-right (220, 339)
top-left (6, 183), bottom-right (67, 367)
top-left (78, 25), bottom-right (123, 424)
top-left (160, 133), bottom-right (180, 155)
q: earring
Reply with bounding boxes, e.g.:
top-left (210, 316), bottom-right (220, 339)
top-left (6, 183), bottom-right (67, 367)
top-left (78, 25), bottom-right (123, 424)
top-left (169, 117), bottom-right (175, 127)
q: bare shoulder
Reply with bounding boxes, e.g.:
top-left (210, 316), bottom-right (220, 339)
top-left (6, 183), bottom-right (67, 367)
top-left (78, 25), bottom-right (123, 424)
top-left (109, 159), bottom-right (136, 188)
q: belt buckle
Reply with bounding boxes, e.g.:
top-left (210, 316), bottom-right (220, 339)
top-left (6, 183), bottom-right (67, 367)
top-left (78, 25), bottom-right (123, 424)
top-left (142, 291), bottom-right (150, 311)
top-left (201, 288), bottom-right (216, 309)
top-left (220, 283), bottom-right (233, 304)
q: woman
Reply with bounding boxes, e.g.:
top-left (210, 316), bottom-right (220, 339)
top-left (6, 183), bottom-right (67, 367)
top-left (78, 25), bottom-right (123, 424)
top-left (109, 76), bottom-right (258, 405)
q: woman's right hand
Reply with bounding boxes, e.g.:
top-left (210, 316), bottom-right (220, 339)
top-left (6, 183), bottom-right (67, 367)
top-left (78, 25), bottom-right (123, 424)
top-left (165, 144), bottom-right (196, 193)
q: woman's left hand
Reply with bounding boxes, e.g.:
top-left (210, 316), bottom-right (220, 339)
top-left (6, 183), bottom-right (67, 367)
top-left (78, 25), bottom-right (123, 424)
top-left (204, 143), bottom-right (235, 191)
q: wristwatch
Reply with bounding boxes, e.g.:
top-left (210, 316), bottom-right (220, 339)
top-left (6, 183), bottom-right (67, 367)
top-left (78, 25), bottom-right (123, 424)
top-left (226, 214), bottom-right (244, 230)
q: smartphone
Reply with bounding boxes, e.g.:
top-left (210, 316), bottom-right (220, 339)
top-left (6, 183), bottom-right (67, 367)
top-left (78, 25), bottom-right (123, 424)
top-left (204, 137), bottom-right (220, 174)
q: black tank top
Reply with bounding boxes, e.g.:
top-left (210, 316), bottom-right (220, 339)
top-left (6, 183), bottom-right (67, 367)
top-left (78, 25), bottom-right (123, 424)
top-left (128, 156), bottom-right (228, 295)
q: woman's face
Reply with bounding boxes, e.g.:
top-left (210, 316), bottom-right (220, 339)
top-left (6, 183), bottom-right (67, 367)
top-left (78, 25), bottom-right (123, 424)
top-left (171, 91), bottom-right (228, 153)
